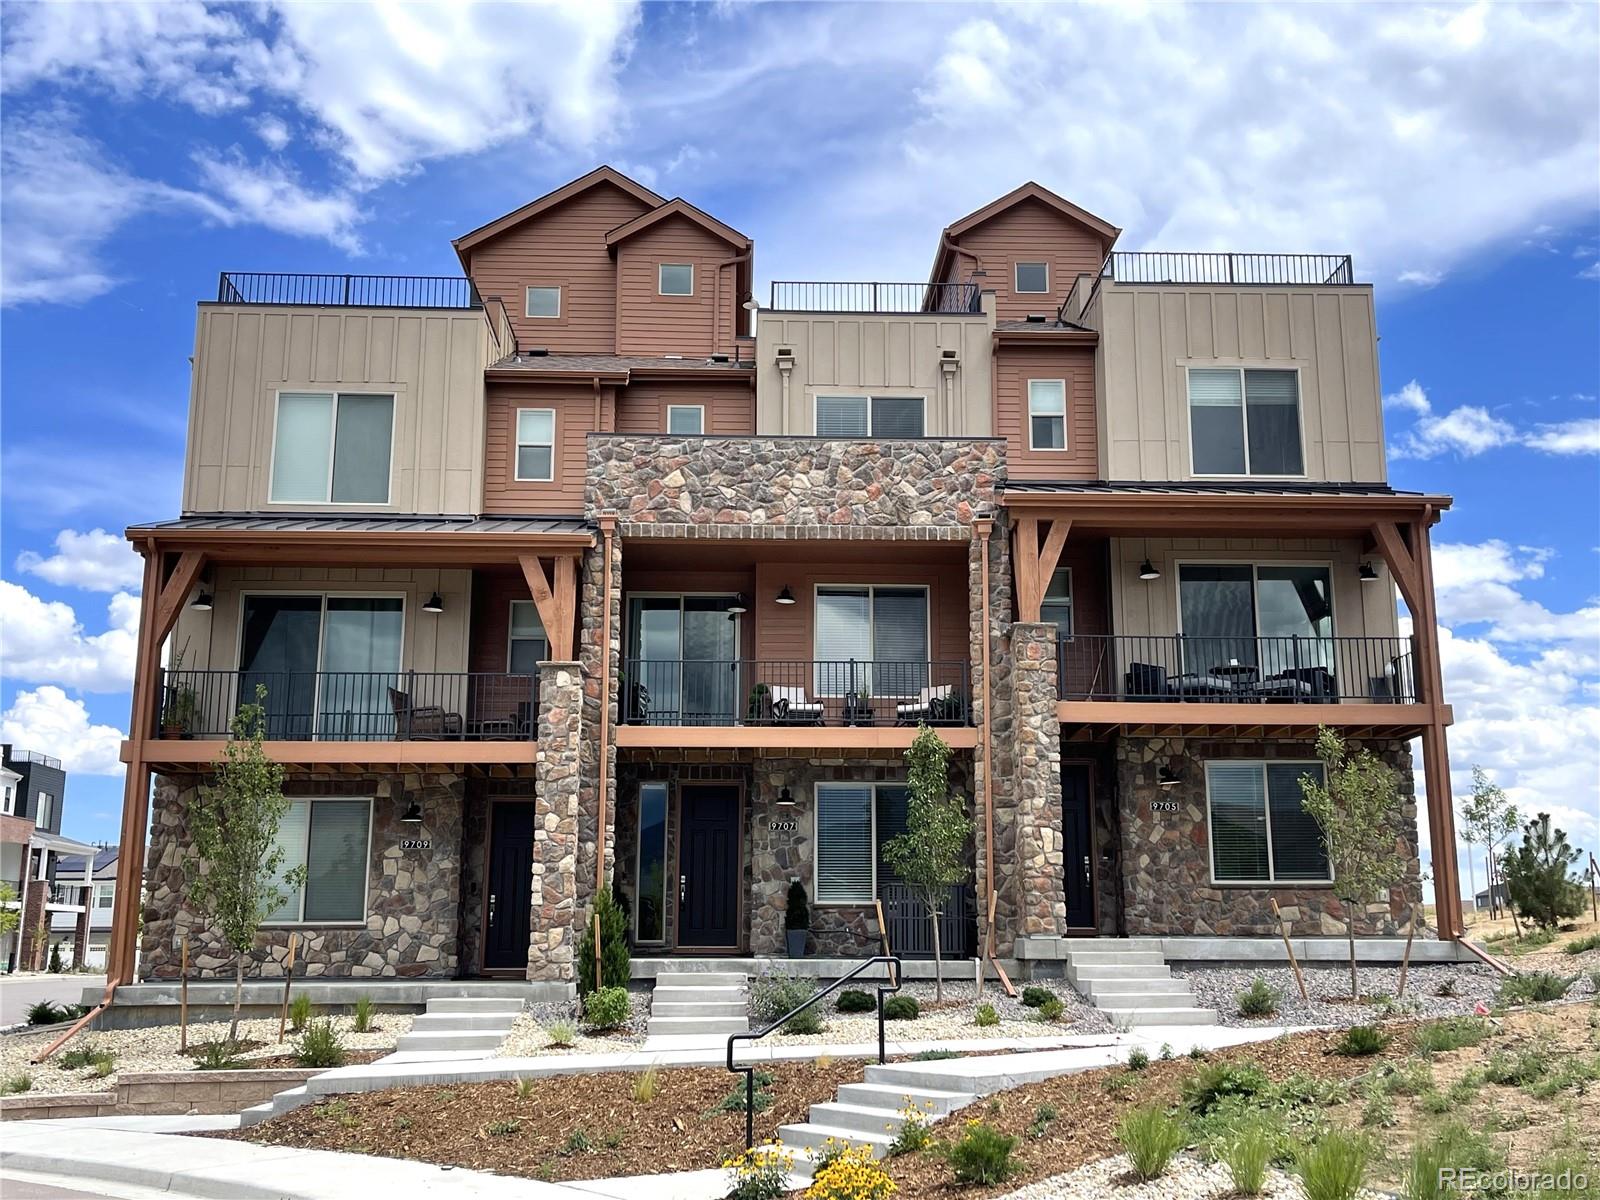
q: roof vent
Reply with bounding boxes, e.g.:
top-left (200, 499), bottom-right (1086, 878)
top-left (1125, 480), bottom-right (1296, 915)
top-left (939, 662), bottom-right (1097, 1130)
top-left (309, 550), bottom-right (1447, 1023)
top-left (940, 348), bottom-right (959, 359)
top-left (1025, 313), bottom-right (1048, 323)
top-left (663, 353), bottom-right (684, 360)
top-left (776, 346), bottom-right (795, 358)
top-left (709, 352), bottom-right (730, 363)
top-left (525, 346), bottom-right (549, 357)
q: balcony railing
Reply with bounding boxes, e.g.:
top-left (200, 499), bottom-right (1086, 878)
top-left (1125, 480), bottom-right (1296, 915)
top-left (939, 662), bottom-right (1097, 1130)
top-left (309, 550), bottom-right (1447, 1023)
top-left (157, 670), bottom-right (538, 741)
top-left (1103, 253), bottom-right (1355, 287)
top-left (622, 659), bottom-right (972, 727)
top-left (1058, 636), bottom-right (1416, 704)
top-left (216, 272), bottom-right (481, 309)
top-left (48, 883), bottom-right (85, 906)
top-left (768, 281), bottom-right (981, 314)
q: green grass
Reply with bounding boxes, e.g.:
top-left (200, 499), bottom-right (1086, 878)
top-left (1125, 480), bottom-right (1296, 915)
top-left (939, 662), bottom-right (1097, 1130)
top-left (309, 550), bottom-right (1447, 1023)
top-left (1564, 932), bottom-right (1600, 956)
top-left (1415, 1016), bottom-right (1493, 1054)
top-left (1294, 1129), bottom-right (1370, 1200)
top-left (1400, 1120), bottom-right (1504, 1200)
top-left (1484, 1046), bottom-right (1551, 1087)
top-left (1214, 1120), bottom-right (1273, 1195)
top-left (1332, 1025), bottom-right (1390, 1057)
top-left (1500, 971), bottom-right (1577, 1005)
top-left (1117, 1105), bottom-right (1186, 1181)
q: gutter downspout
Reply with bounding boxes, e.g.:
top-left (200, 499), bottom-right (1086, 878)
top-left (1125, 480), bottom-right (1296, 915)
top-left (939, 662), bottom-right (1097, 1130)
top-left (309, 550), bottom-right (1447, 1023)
top-left (715, 245), bottom-right (753, 358)
top-left (596, 515), bottom-right (616, 901)
top-left (941, 232), bottom-right (980, 289)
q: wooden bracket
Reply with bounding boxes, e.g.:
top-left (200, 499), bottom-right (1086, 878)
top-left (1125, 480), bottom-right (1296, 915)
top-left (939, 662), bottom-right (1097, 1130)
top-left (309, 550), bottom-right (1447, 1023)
top-left (151, 551), bottom-right (207, 646)
top-left (518, 553), bottom-right (575, 660)
top-left (1013, 518), bottom-right (1072, 622)
top-left (1370, 521), bottom-right (1422, 616)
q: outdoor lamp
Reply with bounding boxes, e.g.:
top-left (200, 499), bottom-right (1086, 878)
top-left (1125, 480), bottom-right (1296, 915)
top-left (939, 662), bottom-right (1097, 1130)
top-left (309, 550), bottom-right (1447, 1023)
top-left (775, 585), bottom-right (796, 605)
top-left (1157, 764), bottom-right (1182, 788)
top-left (727, 593), bottom-right (748, 614)
top-left (422, 591), bottom-right (445, 613)
top-left (776, 787), bottom-right (796, 808)
top-left (189, 590), bottom-right (213, 611)
top-left (400, 798), bottom-right (424, 824)
top-left (1138, 559), bottom-right (1161, 581)
top-left (1359, 561), bottom-right (1379, 583)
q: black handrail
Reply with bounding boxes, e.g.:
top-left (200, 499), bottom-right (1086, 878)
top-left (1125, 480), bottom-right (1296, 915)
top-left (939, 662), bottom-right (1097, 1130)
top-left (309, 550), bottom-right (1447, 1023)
top-left (727, 955), bottom-right (903, 1149)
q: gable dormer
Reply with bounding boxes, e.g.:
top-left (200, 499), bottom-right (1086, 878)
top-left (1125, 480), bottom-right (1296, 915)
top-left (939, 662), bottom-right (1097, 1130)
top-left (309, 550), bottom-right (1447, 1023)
top-left (931, 182), bottom-right (1119, 321)
top-left (605, 198), bottom-right (752, 358)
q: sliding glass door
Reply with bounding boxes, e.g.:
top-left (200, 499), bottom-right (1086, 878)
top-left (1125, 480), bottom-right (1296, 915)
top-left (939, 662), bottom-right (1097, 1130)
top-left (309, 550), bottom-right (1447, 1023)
top-left (626, 596), bottom-right (740, 725)
top-left (813, 585), bottom-right (930, 697)
top-left (1178, 565), bottom-right (1333, 680)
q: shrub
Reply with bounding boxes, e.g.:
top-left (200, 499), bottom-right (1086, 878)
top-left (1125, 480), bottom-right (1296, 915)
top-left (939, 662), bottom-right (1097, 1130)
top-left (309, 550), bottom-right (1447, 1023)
top-left (25, 1000), bottom-right (63, 1026)
top-left (835, 988), bottom-right (875, 1013)
top-left (1295, 1129), bottom-right (1370, 1200)
top-left (545, 1019), bottom-right (577, 1048)
top-left (1117, 1105), bottom-right (1185, 1181)
top-left (564, 1129), bottom-right (592, 1154)
top-left (911, 1049), bottom-right (960, 1061)
top-left (288, 992), bottom-right (312, 1032)
top-left (1484, 1047), bottom-right (1550, 1086)
top-left (192, 1038), bottom-right (246, 1070)
top-left (2, 1074), bottom-right (32, 1095)
top-left (713, 1069), bottom-right (775, 1115)
top-left (513, 1076), bottom-right (536, 1100)
top-left (944, 1120), bottom-right (1016, 1185)
top-left (632, 1064), bottom-right (660, 1103)
top-left (806, 1143), bottom-right (894, 1200)
top-left (974, 1002), bottom-right (999, 1028)
top-left (1236, 977), bottom-right (1282, 1018)
top-left (783, 1007), bottom-right (825, 1035)
top-left (575, 882), bottom-right (630, 997)
top-left (1159, 1043), bottom-right (1174, 1061)
top-left (882, 995), bottom-right (919, 1021)
top-left (1360, 1092), bottom-right (1395, 1128)
top-left (723, 1142), bottom-right (793, 1200)
top-left (750, 973), bottom-right (816, 1024)
top-left (1027, 1103), bottom-right (1058, 1139)
top-left (294, 1019), bottom-right (346, 1068)
top-left (1502, 813), bottom-right (1587, 930)
top-left (1183, 1062), bottom-right (1270, 1115)
top-left (889, 1101), bottom-right (936, 1155)
top-left (60, 1046), bottom-right (116, 1076)
top-left (485, 1118), bottom-right (521, 1137)
top-left (1333, 1025), bottom-right (1390, 1057)
top-left (1034, 996), bottom-right (1064, 1023)
top-left (1564, 932), bottom-right (1600, 955)
top-left (1499, 971), bottom-right (1576, 1005)
top-left (352, 995), bottom-right (375, 1033)
top-left (1020, 985), bottom-right (1055, 1008)
top-left (1415, 1016), bottom-right (1492, 1054)
top-left (583, 985), bottom-right (630, 1031)
top-left (1126, 1047), bottom-right (1150, 1071)
top-left (785, 880), bottom-right (809, 933)
top-left (48, 941), bottom-right (63, 973)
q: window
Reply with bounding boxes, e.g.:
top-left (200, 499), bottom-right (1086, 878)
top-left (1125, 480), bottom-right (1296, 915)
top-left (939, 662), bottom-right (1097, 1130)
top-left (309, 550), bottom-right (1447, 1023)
top-left (507, 601), bottom-right (548, 673)
top-left (658, 263), bottom-right (694, 295)
top-left (267, 798), bottom-right (371, 922)
top-left (515, 408), bottom-right (555, 481)
top-left (270, 393), bottom-right (394, 504)
top-left (1178, 563), bottom-right (1334, 678)
top-left (1188, 368), bottom-right (1304, 476)
top-left (1015, 262), bottom-right (1049, 293)
top-left (814, 395), bottom-right (926, 438)
top-left (1207, 762), bottom-right (1330, 884)
top-left (667, 405), bottom-right (704, 435)
top-left (1041, 567), bottom-right (1073, 638)
top-left (526, 286), bottom-right (561, 318)
top-left (814, 585), bottom-right (929, 697)
top-left (1027, 380), bottom-right (1067, 450)
top-left (1, 782), bottom-right (13, 815)
top-left (813, 783), bottom-right (911, 905)
top-left (635, 782), bottom-right (668, 941)
top-left (36, 792), bottom-right (54, 828)
top-left (95, 884), bottom-right (115, 910)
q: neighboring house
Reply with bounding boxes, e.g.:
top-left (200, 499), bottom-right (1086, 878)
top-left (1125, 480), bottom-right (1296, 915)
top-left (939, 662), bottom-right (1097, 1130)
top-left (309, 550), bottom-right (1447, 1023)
top-left (114, 166), bottom-right (1460, 987)
top-left (1473, 883), bottom-right (1510, 912)
top-left (0, 746), bottom-right (94, 972)
top-left (49, 846), bottom-right (119, 969)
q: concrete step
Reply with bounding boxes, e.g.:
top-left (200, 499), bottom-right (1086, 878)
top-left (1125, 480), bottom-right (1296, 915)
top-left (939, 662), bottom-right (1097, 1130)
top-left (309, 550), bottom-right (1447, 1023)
top-left (1061, 950), bottom-right (1168, 967)
top-left (1068, 963), bottom-right (1173, 982)
top-left (778, 1122), bottom-right (894, 1157)
top-left (411, 1012), bottom-right (521, 1031)
top-left (1091, 990), bottom-right (1202, 1010)
top-left (653, 972), bottom-right (747, 988)
top-left (808, 1101), bottom-right (913, 1137)
top-left (238, 1101), bottom-right (275, 1128)
top-left (270, 1085), bottom-right (310, 1114)
top-left (645, 1015), bottom-right (747, 1036)
top-left (650, 1000), bottom-right (747, 1018)
top-left (651, 986), bottom-right (746, 1004)
top-left (1080, 976), bottom-right (1192, 997)
top-left (834, 1082), bottom-right (974, 1116)
top-left (1100, 1007), bottom-right (1218, 1027)
top-left (425, 997), bottom-right (528, 1014)
top-left (393, 1030), bottom-right (507, 1052)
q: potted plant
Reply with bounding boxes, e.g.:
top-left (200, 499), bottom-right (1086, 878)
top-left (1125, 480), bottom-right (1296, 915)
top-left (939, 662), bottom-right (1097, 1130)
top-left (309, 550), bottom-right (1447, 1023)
top-left (844, 684), bottom-right (872, 726)
top-left (785, 880), bottom-right (809, 958)
top-left (747, 682), bottom-right (772, 724)
top-left (161, 648), bottom-right (198, 738)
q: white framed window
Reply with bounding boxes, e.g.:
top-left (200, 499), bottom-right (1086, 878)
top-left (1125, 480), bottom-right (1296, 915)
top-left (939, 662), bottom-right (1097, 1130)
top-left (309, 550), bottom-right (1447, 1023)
top-left (515, 408), bottom-right (555, 481)
top-left (667, 405), bottom-right (704, 435)
top-left (526, 286), bottom-right (561, 318)
top-left (95, 883), bottom-right (115, 910)
top-left (1027, 380), bottom-right (1067, 450)
top-left (507, 601), bottom-right (548, 673)
top-left (1, 782), bottom-right (13, 815)
top-left (1187, 367), bottom-right (1304, 476)
top-left (35, 791), bottom-right (54, 828)
top-left (269, 392), bottom-right (394, 504)
top-left (267, 798), bottom-right (372, 923)
top-left (814, 395), bottom-right (926, 438)
top-left (1015, 261), bottom-right (1049, 293)
top-left (815, 783), bottom-right (875, 904)
top-left (658, 263), bottom-right (694, 295)
top-left (1041, 567), bottom-right (1073, 638)
top-left (1206, 761), bottom-right (1331, 884)
top-left (814, 584), bottom-right (930, 697)
top-left (634, 781), bottom-right (669, 942)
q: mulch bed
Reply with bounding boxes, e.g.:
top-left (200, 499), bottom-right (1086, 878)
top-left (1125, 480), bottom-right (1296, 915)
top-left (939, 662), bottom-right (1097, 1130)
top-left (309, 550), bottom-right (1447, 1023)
top-left (238, 1049), bottom-right (388, 1070)
top-left (221, 1060), bottom-right (864, 1182)
top-left (886, 1024), bottom-right (1419, 1198)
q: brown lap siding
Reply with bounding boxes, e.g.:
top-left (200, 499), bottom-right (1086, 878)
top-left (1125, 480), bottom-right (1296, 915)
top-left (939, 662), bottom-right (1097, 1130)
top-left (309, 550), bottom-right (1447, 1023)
top-left (994, 343), bottom-right (1098, 480)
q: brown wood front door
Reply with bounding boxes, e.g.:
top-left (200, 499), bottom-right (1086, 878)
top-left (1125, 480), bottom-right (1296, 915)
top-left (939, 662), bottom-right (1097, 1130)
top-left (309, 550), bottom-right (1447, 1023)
top-left (678, 785), bottom-right (740, 948)
top-left (484, 801), bottom-right (535, 970)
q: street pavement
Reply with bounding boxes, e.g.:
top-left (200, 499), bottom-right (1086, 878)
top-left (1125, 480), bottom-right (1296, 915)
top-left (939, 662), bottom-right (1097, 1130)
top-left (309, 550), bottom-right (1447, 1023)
top-left (1, 975), bottom-right (105, 1025)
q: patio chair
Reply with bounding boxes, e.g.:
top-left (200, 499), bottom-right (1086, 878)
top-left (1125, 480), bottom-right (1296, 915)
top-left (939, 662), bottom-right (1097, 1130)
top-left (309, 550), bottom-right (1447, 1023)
top-left (895, 684), bottom-right (957, 725)
top-left (388, 687), bottom-right (463, 740)
top-left (768, 685), bottom-right (824, 725)
top-left (1123, 662), bottom-right (1169, 700)
top-left (1165, 672), bottom-right (1236, 698)
top-left (1254, 666), bottom-right (1336, 701)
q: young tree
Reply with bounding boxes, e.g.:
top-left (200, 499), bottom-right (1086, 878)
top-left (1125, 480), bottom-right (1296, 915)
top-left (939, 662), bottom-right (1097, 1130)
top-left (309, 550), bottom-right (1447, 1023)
top-left (185, 687), bottom-right (304, 1042)
top-left (1502, 813), bottom-right (1586, 931)
top-left (0, 883), bottom-right (19, 943)
top-left (1298, 727), bottom-right (1409, 998)
top-left (1460, 766), bottom-right (1518, 922)
top-left (880, 725), bottom-right (972, 1002)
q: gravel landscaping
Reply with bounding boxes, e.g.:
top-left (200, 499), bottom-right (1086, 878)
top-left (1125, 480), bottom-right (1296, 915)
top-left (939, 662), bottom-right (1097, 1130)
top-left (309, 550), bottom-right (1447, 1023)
top-left (1173, 963), bottom-right (1510, 1027)
top-left (996, 1152), bottom-right (1322, 1200)
top-left (495, 991), bottom-right (649, 1056)
top-left (0, 1012), bottom-right (410, 1095)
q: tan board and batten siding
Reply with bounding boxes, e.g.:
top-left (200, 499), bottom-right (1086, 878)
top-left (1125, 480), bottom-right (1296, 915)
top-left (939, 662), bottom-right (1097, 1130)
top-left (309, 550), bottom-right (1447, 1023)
top-left (184, 306), bottom-right (487, 515)
top-left (1094, 285), bottom-right (1386, 483)
top-left (753, 312), bottom-right (993, 436)
top-left (615, 216), bottom-right (743, 358)
top-left (994, 344), bottom-right (1097, 480)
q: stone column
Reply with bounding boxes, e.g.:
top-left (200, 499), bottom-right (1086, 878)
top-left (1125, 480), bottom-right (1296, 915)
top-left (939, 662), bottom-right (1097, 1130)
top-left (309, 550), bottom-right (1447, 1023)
top-left (1011, 621), bottom-right (1065, 938)
top-left (970, 521), bottom-right (1020, 952)
top-left (576, 533), bottom-right (620, 912)
top-left (529, 660), bottom-right (582, 982)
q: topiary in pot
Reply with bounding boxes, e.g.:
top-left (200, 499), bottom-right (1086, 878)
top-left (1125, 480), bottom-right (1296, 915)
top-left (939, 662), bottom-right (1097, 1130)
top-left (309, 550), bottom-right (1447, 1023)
top-left (785, 880), bottom-right (809, 958)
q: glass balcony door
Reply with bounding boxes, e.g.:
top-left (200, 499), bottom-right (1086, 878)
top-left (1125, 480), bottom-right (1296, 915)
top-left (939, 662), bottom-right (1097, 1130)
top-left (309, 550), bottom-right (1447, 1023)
top-left (626, 595), bottom-right (740, 725)
top-left (1177, 564), bottom-right (1334, 684)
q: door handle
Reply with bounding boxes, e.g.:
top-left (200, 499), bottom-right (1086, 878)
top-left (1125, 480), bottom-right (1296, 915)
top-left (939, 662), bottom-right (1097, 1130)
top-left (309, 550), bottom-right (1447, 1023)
top-left (488, 892), bottom-right (497, 927)
top-left (680, 875), bottom-right (687, 904)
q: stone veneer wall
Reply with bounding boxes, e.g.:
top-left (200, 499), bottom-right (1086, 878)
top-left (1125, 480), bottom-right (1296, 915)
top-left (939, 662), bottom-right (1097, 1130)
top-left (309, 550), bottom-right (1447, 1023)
top-left (969, 520), bottom-right (1019, 955)
top-left (1115, 737), bottom-right (1425, 937)
top-left (1010, 621), bottom-right (1065, 937)
top-left (140, 773), bottom-right (463, 980)
top-left (527, 661), bottom-right (583, 981)
top-left (576, 535), bottom-right (620, 915)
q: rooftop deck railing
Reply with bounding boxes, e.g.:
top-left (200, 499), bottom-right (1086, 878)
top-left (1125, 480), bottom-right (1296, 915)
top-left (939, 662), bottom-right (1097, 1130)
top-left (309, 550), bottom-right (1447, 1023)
top-left (1103, 252), bottom-right (1356, 286)
top-left (768, 280), bottom-right (981, 314)
top-left (216, 272), bottom-right (482, 309)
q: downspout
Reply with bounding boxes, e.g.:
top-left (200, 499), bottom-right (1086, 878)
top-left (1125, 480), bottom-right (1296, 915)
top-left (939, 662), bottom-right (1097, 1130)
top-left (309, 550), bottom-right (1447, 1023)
top-left (941, 233), bottom-right (979, 288)
top-left (976, 519), bottom-right (995, 907)
top-left (715, 245), bottom-right (752, 358)
top-left (596, 515), bottom-right (616, 900)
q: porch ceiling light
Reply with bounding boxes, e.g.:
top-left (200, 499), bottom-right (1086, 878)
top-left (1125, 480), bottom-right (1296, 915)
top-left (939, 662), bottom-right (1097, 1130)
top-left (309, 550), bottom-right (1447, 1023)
top-left (1359, 561), bottom-right (1379, 583)
top-left (727, 593), bottom-right (748, 615)
top-left (1157, 765), bottom-right (1181, 788)
top-left (775, 585), bottom-right (796, 605)
top-left (422, 591), bottom-right (445, 614)
top-left (400, 798), bottom-right (424, 824)
top-left (1138, 559), bottom-right (1161, 581)
top-left (776, 787), bottom-right (796, 808)
top-left (189, 590), bottom-right (213, 611)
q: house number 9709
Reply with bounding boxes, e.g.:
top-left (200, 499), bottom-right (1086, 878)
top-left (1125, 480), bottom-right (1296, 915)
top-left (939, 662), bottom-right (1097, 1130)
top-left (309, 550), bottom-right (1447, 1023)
top-left (768, 819), bottom-right (798, 832)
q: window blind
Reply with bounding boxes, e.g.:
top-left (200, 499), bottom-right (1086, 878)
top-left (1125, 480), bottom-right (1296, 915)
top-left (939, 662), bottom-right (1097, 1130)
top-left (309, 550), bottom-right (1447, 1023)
top-left (330, 395), bottom-right (393, 503)
top-left (271, 393), bottom-right (334, 502)
top-left (304, 800), bottom-right (369, 921)
top-left (871, 587), bottom-right (929, 695)
top-left (870, 397), bottom-right (925, 438)
top-left (1207, 763), bottom-right (1270, 882)
top-left (1188, 369), bottom-right (1246, 474)
top-left (875, 785), bottom-right (910, 887)
top-left (816, 588), bottom-right (872, 695)
top-left (816, 396), bottom-right (869, 437)
top-left (516, 409), bottom-right (554, 480)
top-left (1265, 763), bottom-right (1329, 881)
top-left (1243, 370), bottom-right (1304, 474)
top-left (267, 800), bottom-right (312, 922)
top-left (816, 784), bottom-right (873, 903)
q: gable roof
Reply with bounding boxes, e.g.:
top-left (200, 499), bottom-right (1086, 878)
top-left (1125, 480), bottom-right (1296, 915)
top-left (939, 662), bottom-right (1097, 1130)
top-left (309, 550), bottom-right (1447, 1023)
top-left (604, 197), bottom-right (751, 251)
top-left (930, 181), bottom-right (1121, 281)
top-left (453, 165), bottom-right (665, 257)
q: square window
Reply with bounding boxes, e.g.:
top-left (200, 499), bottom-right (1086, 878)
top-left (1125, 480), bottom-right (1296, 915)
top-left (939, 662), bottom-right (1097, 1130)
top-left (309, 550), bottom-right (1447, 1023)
top-left (816, 395), bottom-right (869, 437)
top-left (658, 263), bottom-right (694, 295)
top-left (508, 600), bottom-right (548, 673)
top-left (1028, 379), bottom-right (1067, 450)
top-left (270, 393), bottom-right (395, 504)
top-left (667, 405), bottom-right (704, 435)
top-left (1188, 367), bottom-right (1303, 476)
top-left (1206, 761), bottom-right (1330, 884)
top-left (267, 798), bottom-right (371, 923)
top-left (1015, 261), bottom-right (1049, 293)
top-left (526, 286), bottom-right (561, 318)
top-left (1041, 567), bottom-right (1073, 637)
top-left (515, 408), bottom-right (555, 481)
top-left (870, 397), bottom-right (925, 438)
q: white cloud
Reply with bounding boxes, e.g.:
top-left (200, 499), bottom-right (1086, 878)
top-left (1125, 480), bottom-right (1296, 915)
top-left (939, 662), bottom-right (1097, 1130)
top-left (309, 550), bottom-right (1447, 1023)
top-left (1524, 417), bottom-right (1600, 455)
top-left (193, 150), bottom-right (365, 254)
top-left (1385, 379), bottom-right (1600, 460)
top-left (0, 687), bottom-right (126, 777)
top-left (1433, 539), bottom-right (1600, 645)
top-left (1396, 269), bottom-right (1444, 288)
top-left (0, 582), bottom-right (138, 693)
top-left (253, 114), bottom-right (292, 151)
top-left (15, 529), bottom-right (144, 593)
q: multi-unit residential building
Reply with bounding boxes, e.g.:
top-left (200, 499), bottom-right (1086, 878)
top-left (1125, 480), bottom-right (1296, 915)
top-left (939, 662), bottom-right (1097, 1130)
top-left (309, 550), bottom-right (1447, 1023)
top-left (49, 846), bottom-right (119, 970)
top-left (2, 745), bottom-right (96, 972)
top-left (110, 166), bottom-right (1461, 992)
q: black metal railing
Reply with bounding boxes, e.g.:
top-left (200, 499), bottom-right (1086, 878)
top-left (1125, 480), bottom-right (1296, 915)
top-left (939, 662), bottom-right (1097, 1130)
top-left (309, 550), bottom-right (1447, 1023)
top-left (880, 881), bottom-right (976, 959)
top-left (621, 659), bottom-right (971, 728)
top-left (768, 281), bottom-right (981, 314)
top-left (1104, 252), bottom-right (1355, 286)
top-left (216, 272), bottom-right (481, 309)
top-left (1057, 635), bottom-right (1417, 704)
top-left (157, 669), bottom-right (538, 741)
top-left (47, 884), bottom-right (85, 906)
top-left (728, 955), bottom-right (903, 1148)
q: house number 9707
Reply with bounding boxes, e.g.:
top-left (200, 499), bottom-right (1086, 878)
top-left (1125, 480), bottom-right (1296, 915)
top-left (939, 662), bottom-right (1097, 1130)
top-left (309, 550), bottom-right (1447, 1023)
top-left (768, 819), bottom-right (798, 832)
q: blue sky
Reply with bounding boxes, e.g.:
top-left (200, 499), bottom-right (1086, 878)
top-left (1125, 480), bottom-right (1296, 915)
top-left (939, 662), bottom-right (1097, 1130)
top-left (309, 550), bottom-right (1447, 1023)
top-left (1, 1), bottom-right (1596, 898)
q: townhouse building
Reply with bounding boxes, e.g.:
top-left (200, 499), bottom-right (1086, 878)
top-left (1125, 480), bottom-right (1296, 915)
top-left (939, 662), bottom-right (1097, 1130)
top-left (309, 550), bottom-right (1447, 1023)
top-left (2, 745), bottom-right (96, 972)
top-left (111, 167), bottom-right (1461, 991)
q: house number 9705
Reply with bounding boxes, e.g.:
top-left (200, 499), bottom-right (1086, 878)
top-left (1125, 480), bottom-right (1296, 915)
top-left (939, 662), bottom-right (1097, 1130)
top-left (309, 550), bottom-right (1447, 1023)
top-left (768, 819), bottom-right (798, 832)
top-left (1148, 800), bottom-right (1179, 814)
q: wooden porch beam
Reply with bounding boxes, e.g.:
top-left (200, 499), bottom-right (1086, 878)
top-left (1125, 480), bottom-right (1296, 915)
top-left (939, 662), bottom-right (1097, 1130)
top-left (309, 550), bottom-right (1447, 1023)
top-left (518, 554), bottom-right (566, 660)
top-left (1370, 521), bottom-right (1422, 616)
top-left (553, 554), bottom-right (577, 661)
top-left (1013, 517), bottom-right (1040, 622)
top-left (150, 551), bottom-right (207, 648)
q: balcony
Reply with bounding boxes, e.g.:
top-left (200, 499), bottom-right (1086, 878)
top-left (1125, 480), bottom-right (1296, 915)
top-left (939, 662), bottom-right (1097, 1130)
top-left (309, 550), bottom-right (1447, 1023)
top-left (767, 281), bottom-right (981, 314)
top-left (215, 271), bottom-right (481, 309)
top-left (1102, 252), bottom-right (1356, 286)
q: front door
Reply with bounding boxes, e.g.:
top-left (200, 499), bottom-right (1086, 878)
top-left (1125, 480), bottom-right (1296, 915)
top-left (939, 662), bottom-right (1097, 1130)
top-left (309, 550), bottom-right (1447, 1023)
top-left (678, 785), bottom-right (740, 948)
top-left (483, 801), bottom-right (535, 971)
top-left (1062, 764), bottom-right (1096, 930)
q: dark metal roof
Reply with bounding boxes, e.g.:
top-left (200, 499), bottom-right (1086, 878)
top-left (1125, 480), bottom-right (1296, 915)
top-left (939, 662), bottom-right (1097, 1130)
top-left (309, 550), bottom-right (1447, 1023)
top-left (993, 318), bottom-right (1093, 333)
top-left (1002, 480), bottom-right (1414, 498)
top-left (489, 352), bottom-right (753, 372)
top-left (129, 513), bottom-right (591, 536)
top-left (57, 848), bottom-right (118, 877)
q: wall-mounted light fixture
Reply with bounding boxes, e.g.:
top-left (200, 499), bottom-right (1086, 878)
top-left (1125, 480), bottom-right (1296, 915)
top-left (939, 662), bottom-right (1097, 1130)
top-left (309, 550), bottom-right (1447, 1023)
top-left (1157, 764), bottom-right (1182, 788)
top-left (422, 592), bottom-right (445, 614)
top-left (400, 797), bottom-right (424, 823)
top-left (1138, 559), bottom-right (1161, 581)
top-left (775, 586), bottom-right (796, 605)
top-left (727, 594), bottom-right (748, 615)
top-left (1358, 561), bottom-right (1379, 583)
top-left (189, 588), bottom-right (213, 611)
top-left (776, 787), bottom-right (796, 808)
